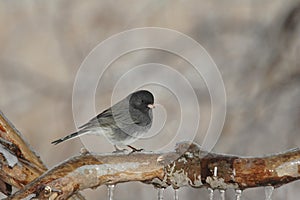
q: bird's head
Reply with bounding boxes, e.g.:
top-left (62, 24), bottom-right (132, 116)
top-left (129, 90), bottom-right (154, 112)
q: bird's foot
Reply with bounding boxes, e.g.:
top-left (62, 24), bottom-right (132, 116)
top-left (127, 145), bottom-right (143, 154)
top-left (112, 145), bottom-right (128, 154)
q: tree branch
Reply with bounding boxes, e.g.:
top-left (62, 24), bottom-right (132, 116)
top-left (1, 111), bottom-right (300, 199)
top-left (6, 142), bottom-right (300, 199)
top-left (0, 111), bottom-right (85, 199)
top-left (0, 111), bottom-right (47, 173)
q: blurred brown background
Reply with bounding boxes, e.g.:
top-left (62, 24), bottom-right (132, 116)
top-left (1, 1), bottom-right (300, 199)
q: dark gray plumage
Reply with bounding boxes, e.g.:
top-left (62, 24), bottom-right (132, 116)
top-left (51, 90), bottom-right (154, 151)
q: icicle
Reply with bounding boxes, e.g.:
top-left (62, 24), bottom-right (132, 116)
top-left (107, 184), bottom-right (115, 200)
top-left (213, 166), bottom-right (218, 177)
top-left (265, 186), bottom-right (274, 200)
top-left (174, 188), bottom-right (179, 200)
top-left (157, 188), bottom-right (165, 200)
top-left (208, 188), bottom-right (214, 200)
top-left (219, 189), bottom-right (225, 200)
top-left (235, 189), bottom-right (242, 200)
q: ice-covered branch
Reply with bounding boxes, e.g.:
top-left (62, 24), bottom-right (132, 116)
top-left (0, 111), bottom-right (85, 199)
top-left (1, 112), bottom-right (300, 199)
top-left (0, 111), bottom-right (47, 195)
top-left (6, 141), bottom-right (300, 199)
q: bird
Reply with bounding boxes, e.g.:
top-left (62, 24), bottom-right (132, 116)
top-left (51, 90), bottom-right (154, 152)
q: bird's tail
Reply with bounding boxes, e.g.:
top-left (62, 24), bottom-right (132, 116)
top-left (51, 131), bottom-right (82, 145)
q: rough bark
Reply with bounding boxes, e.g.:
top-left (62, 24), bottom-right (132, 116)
top-left (5, 142), bottom-right (300, 199)
top-left (1, 111), bottom-right (300, 199)
top-left (0, 111), bottom-right (85, 199)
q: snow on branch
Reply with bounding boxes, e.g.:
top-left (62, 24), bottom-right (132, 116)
top-left (1, 111), bottom-right (300, 199)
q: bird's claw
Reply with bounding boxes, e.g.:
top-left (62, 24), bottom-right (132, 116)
top-left (113, 145), bottom-right (128, 154)
top-left (112, 149), bottom-right (128, 154)
top-left (127, 145), bottom-right (143, 154)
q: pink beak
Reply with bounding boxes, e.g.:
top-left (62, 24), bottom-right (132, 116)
top-left (147, 104), bottom-right (155, 109)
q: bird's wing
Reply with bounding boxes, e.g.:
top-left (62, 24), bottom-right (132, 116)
top-left (78, 106), bottom-right (139, 131)
top-left (78, 108), bottom-right (114, 130)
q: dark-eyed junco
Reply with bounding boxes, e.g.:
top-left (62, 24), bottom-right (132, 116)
top-left (51, 90), bottom-right (154, 152)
